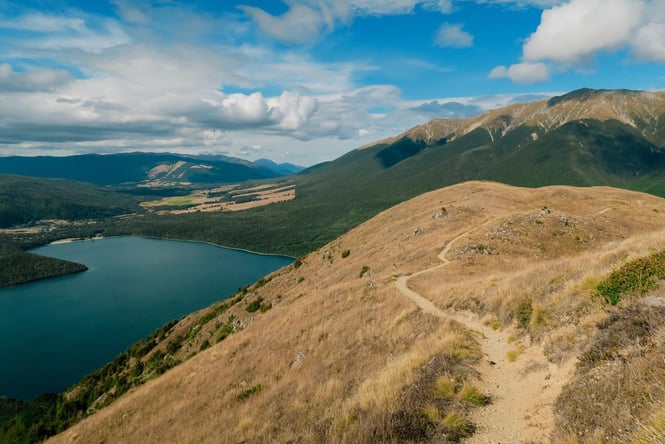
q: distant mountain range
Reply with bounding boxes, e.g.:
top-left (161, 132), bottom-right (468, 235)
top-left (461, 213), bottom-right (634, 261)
top-left (0, 152), bottom-right (304, 186)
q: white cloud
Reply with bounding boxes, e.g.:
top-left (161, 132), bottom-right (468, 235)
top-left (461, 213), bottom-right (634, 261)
top-left (475, 0), bottom-right (564, 7)
top-left (633, 22), bottom-right (665, 62)
top-left (267, 91), bottom-right (319, 130)
top-left (112, 0), bottom-right (150, 25)
top-left (435, 23), bottom-right (473, 47)
top-left (0, 64), bottom-right (74, 92)
top-left (240, 0), bottom-right (456, 43)
top-left (491, 0), bottom-right (665, 84)
top-left (423, 0), bottom-right (454, 13)
top-left (239, 4), bottom-right (327, 44)
top-left (523, 0), bottom-right (643, 65)
top-left (488, 63), bottom-right (551, 84)
top-left (0, 13), bottom-right (130, 53)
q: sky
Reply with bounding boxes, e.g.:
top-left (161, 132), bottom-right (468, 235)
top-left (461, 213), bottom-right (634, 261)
top-left (1, 0), bottom-right (665, 166)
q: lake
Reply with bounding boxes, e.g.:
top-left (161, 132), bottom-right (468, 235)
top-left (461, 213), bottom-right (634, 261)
top-left (0, 236), bottom-right (292, 400)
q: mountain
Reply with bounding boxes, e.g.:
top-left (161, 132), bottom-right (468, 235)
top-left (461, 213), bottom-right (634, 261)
top-left (251, 87), bottom-right (665, 252)
top-left (52, 88), bottom-right (665, 261)
top-left (0, 174), bottom-right (141, 228)
top-left (0, 152), bottom-right (284, 186)
top-left (38, 182), bottom-right (665, 443)
top-left (300, 88), bottom-right (665, 198)
top-left (254, 158), bottom-right (305, 175)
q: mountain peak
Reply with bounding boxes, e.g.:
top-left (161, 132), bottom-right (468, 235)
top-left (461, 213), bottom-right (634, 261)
top-left (547, 88), bottom-right (643, 107)
top-left (363, 88), bottom-right (665, 153)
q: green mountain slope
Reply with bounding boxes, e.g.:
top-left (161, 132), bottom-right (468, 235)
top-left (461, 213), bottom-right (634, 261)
top-left (0, 174), bottom-right (142, 228)
top-left (293, 88), bottom-right (665, 211)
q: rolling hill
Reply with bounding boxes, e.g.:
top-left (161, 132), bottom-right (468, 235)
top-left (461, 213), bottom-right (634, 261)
top-left (35, 181), bottom-right (665, 443)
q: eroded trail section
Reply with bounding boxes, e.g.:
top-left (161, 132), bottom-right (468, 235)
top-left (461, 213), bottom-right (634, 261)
top-left (395, 226), bottom-right (577, 443)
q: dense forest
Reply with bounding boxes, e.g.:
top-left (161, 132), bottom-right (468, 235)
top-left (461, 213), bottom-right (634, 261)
top-left (0, 174), bottom-right (142, 228)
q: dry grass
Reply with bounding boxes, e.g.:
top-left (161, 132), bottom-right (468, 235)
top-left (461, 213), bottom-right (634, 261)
top-left (553, 305), bottom-right (665, 443)
top-left (506, 348), bottom-right (523, 362)
top-left (631, 402), bottom-right (665, 443)
top-left (47, 181), bottom-right (665, 444)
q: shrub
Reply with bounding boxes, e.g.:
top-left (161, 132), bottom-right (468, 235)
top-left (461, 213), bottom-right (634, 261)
top-left (341, 249), bottom-right (350, 258)
top-left (246, 297), bottom-right (264, 313)
top-left (359, 266), bottom-right (370, 278)
top-left (515, 298), bottom-right (533, 328)
top-left (216, 324), bottom-right (234, 343)
top-left (596, 251), bottom-right (665, 305)
top-left (254, 277), bottom-right (271, 289)
top-left (237, 384), bottom-right (262, 401)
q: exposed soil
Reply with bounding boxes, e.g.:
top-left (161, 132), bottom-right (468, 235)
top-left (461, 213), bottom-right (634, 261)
top-left (395, 222), bottom-right (578, 443)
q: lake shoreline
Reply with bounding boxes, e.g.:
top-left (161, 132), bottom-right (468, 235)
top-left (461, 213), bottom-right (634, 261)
top-left (47, 234), bottom-right (295, 259)
top-left (2, 236), bottom-right (293, 400)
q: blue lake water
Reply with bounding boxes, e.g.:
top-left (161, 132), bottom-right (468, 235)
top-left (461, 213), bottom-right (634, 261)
top-left (0, 236), bottom-right (292, 400)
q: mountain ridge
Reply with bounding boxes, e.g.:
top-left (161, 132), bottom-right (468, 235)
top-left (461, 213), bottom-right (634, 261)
top-left (0, 152), bottom-right (301, 187)
top-left (364, 88), bottom-right (665, 148)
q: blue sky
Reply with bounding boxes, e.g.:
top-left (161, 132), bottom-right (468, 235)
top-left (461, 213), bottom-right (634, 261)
top-left (1, 0), bottom-right (664, 165)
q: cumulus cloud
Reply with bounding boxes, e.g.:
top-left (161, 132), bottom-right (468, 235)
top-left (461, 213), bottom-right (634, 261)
top-left (435, 23), bottom-right (473, 47)
top-left (523, 0), bottom-right (642, 65)
top-left (490, 0), bottom-right (665, 84)
top-left (633, 22), bottom-right (665, 62)
top-left (488, 63), bottom-right (551, 84)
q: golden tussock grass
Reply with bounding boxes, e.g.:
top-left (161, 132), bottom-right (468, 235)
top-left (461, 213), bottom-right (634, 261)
top-left (47, 182), bottom-right (665, 443)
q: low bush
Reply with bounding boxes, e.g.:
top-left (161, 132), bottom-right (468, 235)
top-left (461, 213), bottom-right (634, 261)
top-left (515, 298), bottom-right (532, 328)
top-left (237, 384), bottom-right (262, 401)
top-left (596, 251), bottom-right (665, 305)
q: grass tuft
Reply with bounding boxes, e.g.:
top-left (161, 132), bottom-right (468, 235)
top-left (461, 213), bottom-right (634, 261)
top-left (432, 376), bottom-right (456, 399)
top-left (442, 413), bottom-right (475, 440)
top-left (422, 404), bottom-right (441, 421)
top-left (506, 348), bottom-right (523, 362)
top-left (459, 383), bottom-right (490, 406)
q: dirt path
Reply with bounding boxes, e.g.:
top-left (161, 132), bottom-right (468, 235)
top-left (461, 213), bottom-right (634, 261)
top-left (395, 225), bottom-right (577, 443)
